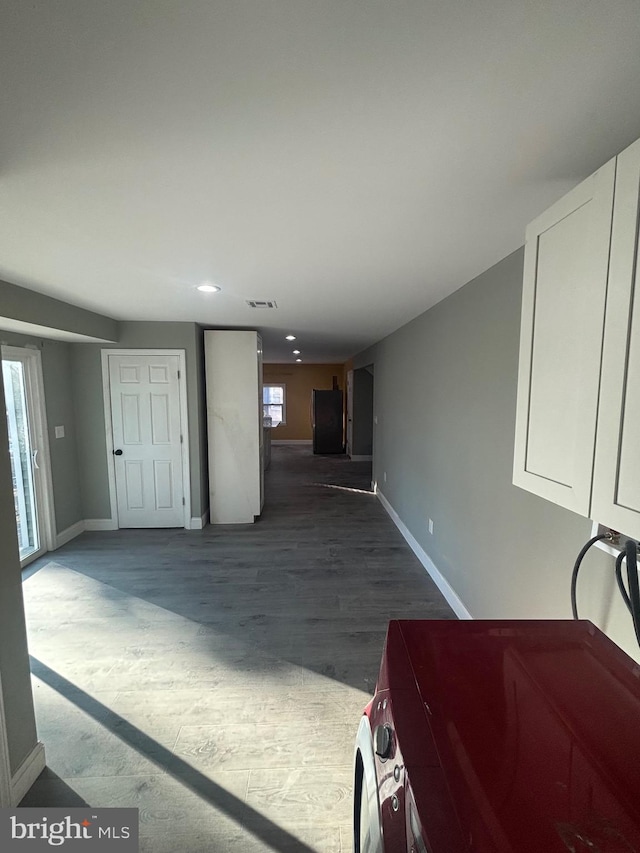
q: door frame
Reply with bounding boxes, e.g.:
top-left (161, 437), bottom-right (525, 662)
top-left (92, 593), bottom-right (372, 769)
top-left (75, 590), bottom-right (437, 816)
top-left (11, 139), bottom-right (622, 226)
top-left (101, 349), bottom-right (192, 529)
top-left (0, 670), bottom-right (11, 807)
top-left (1, 345), bottom-right (56, 564)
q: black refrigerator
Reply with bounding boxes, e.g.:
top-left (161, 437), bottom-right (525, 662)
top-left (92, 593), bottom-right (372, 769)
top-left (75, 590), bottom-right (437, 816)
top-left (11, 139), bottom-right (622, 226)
top-left (312, 389), bottom-right (344, 454)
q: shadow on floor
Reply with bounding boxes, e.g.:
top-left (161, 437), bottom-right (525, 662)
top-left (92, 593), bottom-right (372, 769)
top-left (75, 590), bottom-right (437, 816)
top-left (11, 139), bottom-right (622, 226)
top-left (25, 657), bottom-right (317, 853)
top-left (20, 768), bottom-right (91, 807)
top-left (24, 446), bottom-right (454, 696)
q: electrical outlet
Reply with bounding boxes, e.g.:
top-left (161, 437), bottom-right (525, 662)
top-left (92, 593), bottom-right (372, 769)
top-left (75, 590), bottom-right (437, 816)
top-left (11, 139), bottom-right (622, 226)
top-left (592, 521), bottom-right (640, 557)
top-left (428, 518), bottom-right (434, 535)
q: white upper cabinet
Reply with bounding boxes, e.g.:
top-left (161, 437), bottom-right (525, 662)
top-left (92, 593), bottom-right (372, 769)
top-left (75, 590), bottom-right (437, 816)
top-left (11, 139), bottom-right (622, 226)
top-left (514, 136), bottom-right (640, 538)
top-left (513, 158), bottom-right (616, 515)
top-left (592, 138), bottom-right (640, 534)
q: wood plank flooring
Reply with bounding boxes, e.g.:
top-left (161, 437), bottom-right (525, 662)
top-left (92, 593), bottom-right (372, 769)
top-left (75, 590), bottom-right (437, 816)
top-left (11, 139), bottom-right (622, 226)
top-left (20, 445), bottom-right (454, 852)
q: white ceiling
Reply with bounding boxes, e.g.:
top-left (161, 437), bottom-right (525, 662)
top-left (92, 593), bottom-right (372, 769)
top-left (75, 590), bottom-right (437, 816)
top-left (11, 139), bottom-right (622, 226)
top-left (2, 2), bottom-right (640, 362)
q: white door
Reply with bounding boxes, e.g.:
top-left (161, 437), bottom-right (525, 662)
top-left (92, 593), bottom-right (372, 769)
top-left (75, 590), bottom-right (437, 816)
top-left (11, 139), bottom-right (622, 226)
top-left (2, 346), bottom-right (55, 565)
top-left (108, 353), bottom-right (185, 528)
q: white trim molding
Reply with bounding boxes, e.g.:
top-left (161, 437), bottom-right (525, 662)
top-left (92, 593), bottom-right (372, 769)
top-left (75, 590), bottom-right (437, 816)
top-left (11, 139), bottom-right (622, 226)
top-left (349, 454), bottom-right (373, 462)
top-left (84, 518), bottom-right (118, 531)
top-left (376, 489), bottom-right (473, 620)
top-left (271, 439), bottom-right (313, 445)
top-left (0, 671), bottom-right (11, 808)
top-left (189, 510), bottom-right (209, 530)
top-left (10, 741), bottom-right (46, 806)
top-left (55, 520), bottom-right (85, 549)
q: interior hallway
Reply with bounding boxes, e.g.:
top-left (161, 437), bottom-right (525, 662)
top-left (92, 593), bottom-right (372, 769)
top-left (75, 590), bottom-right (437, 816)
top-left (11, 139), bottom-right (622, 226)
top-left (19, 445), bottom-right (454, 852)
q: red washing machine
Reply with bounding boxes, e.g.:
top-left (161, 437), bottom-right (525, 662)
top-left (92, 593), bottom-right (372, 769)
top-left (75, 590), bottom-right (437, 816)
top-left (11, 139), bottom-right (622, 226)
top-left (354, 620), bottom-right (640, 853)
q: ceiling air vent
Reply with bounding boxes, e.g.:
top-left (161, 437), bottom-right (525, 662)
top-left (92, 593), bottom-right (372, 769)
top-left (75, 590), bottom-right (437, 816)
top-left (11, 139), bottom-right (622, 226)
top-left (246, 299), bottom-right (278, 309)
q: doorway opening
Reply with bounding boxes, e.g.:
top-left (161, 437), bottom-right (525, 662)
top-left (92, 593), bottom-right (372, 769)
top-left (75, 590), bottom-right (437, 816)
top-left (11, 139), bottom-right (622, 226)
top-left (346, 365), bottom-right (374, 462)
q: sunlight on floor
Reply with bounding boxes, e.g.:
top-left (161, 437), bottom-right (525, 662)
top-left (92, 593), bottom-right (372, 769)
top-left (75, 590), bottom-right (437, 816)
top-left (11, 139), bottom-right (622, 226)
top-left (312, 483), bottom-right (375, 495)
top-left (22, 562), bottom-right (368, 852)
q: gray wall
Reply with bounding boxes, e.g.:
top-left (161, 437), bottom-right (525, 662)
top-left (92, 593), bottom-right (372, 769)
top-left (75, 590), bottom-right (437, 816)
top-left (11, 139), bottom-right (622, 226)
top-left (355, 249), bottom-right (640, 661)
top-left (0, 332), bottom-right (83, 535)
top-left (0, 278), bottom-right (118, 342)
top-left (0, 368), bottom-right (38, 775)
top-left (0, 298), bottom-right (208, 789)
top-left (42, 343), bottom-right (83, 532)
top-left (0, 286), bottom-right (119, 783)
top-left (72, 322), bottom-right (207, 521)
top-left (1, 310), bottom-right (208, 529)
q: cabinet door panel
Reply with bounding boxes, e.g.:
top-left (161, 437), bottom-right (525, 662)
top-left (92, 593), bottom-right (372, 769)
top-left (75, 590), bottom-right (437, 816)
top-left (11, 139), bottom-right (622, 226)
top-left (592, 138), bottom-right (640, 536)
top-left (513, 159), bottom-right (615, 514)
top-left (526, 204), bottom-right (591, 485)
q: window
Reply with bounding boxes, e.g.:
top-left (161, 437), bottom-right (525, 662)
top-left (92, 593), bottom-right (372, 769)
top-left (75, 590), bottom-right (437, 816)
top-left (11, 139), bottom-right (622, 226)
top-left (263, 384), bottom-right (285, 426)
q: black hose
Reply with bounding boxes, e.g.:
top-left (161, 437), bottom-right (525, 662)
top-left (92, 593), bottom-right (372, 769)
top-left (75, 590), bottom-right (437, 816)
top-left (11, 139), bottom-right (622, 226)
top-left (615, 549), bottom-right (632, 614)
top-left (625, 539), bottom-right (640, 647)
top-left (570, 534), bottom-right (611, 619)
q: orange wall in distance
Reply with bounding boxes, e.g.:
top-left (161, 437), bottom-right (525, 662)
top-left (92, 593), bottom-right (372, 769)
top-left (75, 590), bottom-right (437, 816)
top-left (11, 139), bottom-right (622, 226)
top-left (263, 363), bottom-right (346, 441)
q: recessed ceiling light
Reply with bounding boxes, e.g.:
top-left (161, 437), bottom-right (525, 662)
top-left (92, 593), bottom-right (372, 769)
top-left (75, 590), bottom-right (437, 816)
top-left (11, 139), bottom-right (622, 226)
top-left (197, 282), bottom-right (221, 293)
top-left (292, 350), bottom-right (301, 355)
top-left (295, 358), bottom-right (302, 363)
top-left (285, 334), bottom-right (296, 341)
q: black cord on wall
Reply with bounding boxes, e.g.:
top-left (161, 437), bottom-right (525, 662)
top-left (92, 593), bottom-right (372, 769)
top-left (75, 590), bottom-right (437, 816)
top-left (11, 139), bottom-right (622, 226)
top-left (615, 549), bottom-right (632, 613)
top-left (570, 533), bottom-right (611, 620)
top-left (625, 539), bottom-right (640, 647)
top-left (573, 533), bottom-right (640, 647)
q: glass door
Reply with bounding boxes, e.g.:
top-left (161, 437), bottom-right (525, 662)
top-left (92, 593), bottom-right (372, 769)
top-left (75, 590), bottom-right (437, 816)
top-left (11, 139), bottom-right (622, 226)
top-left (2, 347), bottom-right (53, 565)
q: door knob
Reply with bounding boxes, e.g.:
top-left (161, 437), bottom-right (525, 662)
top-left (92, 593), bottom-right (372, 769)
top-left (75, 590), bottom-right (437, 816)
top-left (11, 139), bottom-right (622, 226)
top-left (113, 449), bottom-right (123, 456)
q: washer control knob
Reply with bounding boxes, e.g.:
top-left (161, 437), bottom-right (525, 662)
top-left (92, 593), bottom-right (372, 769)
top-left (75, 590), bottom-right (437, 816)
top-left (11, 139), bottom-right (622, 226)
top-left (374, 724), bottom-right (393, 759)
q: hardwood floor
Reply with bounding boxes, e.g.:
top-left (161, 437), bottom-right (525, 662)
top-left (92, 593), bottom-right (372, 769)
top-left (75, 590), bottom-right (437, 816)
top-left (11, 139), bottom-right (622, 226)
top-left (20, 445), bottom-right (454, 852)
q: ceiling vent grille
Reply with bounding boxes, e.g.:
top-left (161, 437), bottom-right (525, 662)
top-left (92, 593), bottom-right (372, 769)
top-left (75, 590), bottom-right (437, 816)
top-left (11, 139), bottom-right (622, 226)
top-left (246, 299), bottom-right (278, 309)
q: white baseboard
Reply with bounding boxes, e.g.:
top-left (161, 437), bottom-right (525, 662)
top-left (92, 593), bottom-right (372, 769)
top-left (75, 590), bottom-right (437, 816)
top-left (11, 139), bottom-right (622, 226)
top-left (376, 489), bottom-right (473, 620)
top-left (349, 454), bottom-right (373, 462)
top-left (84, 518), bottom-right (118, 531)
top-left (64, 516), bottom-right (209, 533)
top-left (11, 741), bottom-right (46, 806)
top-left (55, 520), bottom-right (85, 548)
top-left (190, 510), bottom-right (209, 530)
top-left (271, 439), bottom-right (313, 445)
